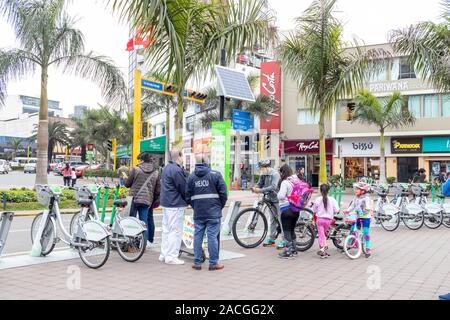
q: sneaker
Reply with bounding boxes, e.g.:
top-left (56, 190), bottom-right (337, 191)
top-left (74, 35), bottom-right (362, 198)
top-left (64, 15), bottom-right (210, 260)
top-left (278, 250), bottom-right (294, 259)
top-left (439, 293), bottom-right (450, 300)
top-left (209, 263), bottom-right (225, 271)
top-left (146, 241), bottom-right (155, 249)
top-left (158, 255), bottom-right (165, 262)
top-left (165, 258), bottom-right (185, 265)
top-left (276, 240), bottom-right (286, 250)
top-left (320, 251), bottom-right (330, 259)
top-left (263, 238), bottom-right (276, 247)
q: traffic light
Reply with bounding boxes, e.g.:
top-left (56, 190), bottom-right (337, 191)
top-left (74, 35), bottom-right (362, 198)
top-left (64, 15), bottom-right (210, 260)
top-left (186, 90), bottom-right (207, 103)
top-left (163, 84), bottom-right (177, 95)
top-left (107, 140), bottom-right (113, 152)
top-left (265, 133), bottom-right (271, 150)
top-left (142, 121), bottom-right (148, 138)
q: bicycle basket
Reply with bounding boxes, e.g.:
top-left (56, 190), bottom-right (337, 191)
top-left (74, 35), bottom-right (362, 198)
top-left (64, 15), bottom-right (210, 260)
top-left (36, 186), bottom-right (52, 207)
top-left (411, 186), bottom-right (422, 196)
top-left (75, 187), bottom-right (91, 202)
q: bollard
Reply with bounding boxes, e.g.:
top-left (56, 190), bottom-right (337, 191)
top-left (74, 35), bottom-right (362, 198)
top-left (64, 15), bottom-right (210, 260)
top-left (338, 185), bottom-right (343, 208)
top-left (2, 193), bottom-right (6, 211)
top-left (221, 201), bottom-right (241, 236)
top-left (108, 185), bottom-right (121, 226)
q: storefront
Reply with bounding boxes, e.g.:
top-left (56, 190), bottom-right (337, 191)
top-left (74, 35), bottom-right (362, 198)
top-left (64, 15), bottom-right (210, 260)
top-left (336, 137), bottom-right (382, 181)
top-left (423, 136), bottom-right (450, 181)
top-left (390, 137), bottom-right (422, 182)
top-left (284, 139), bottom-right (333, 187)
top-left (140, 135), bottom-right (166, 167)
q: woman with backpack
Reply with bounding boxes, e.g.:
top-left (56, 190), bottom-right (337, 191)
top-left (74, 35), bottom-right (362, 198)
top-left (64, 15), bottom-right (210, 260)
top-left (277, 164), bottom-right (302, 259)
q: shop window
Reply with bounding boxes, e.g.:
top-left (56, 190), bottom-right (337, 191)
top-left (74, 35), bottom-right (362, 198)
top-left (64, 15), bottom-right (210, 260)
top-left (337, 100), bottom-right (355, 121)
top-left (398, 58), bottom-right (416, 79)
top-left (442, 94), bottom-right (450, 117)
top-left (423, 95), bottom-right (439, 118)
top-left (297, 109), bottom-right (319, 125)
top-left (407, 95), bottom-right (422, 118)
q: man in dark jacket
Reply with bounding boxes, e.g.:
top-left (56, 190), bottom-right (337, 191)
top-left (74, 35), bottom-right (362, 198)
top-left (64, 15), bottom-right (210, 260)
top-left (123, 152), bottom-right (160, 248)
top-left (159, 148), bottom-right (188, 265)
top-left (186, 155), bottom-right (228, 271)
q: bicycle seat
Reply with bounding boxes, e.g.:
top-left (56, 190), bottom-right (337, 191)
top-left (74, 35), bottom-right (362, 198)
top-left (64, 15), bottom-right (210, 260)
top-left (377, 192), bottom-right (388, 197)
top-left (437, 194), bottom-right (446, 199)
top-left (114, 199), bottom-right (128, 208)
top-left (401, 192), bottom-right (410, 196)
top-left (334, 214), bottom-right (344, 221)
top-left (78, 198), bottom-right (92, 206)
top-left (421, 191), bottom-right (430, 197)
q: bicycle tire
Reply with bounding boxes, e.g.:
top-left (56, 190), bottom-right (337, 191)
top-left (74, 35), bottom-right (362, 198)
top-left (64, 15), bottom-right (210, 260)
top-left (402, 211), bottom-right (425, 230)
top-left (343, 234), bottom-right (362, 260)
top-left (423, 210), bottom-right (443, 229)
top-left (380, 211), bottom-right (400, 232)
top-left (294, 223), bottom-right (315, 252)
top-left (69, 211), bottom-right (96, 236)
top-left (78, 236), bottom-right (111, 269)
top-left (232, 208), bottom-right (268, 249)
top-left (116, 231), bottom-right (146, 262)
top-left (30, 212), bottom-right (56, 256)
top-left (331, 224), bottom-right (349, 250)
top-left (442, 213), bottom-right (450, 228)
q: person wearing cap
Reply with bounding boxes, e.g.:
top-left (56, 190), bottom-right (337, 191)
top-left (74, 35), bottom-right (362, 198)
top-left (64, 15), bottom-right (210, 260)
top-left (344, 181), bottom-right (373, 258)
top-left (251, 159), bottom-right (284, 249)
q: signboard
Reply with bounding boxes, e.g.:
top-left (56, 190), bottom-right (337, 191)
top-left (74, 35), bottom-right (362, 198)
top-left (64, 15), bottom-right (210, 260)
top-left (423, 136), bottom-right (450, 153)
top-left (193, 138), bottom-right (212, 154)
top-left (182, 215), bottom-right (195, 250)
top-left (86, 151), bottom-right (94, 161)
top-left (211, 122), bottom-right (231, 189)
top-left (367, 79), bottom-right (433, 94)
top-left (337, 137), bottom-right (381, 157)
top-left (232, 109), bottom-right (254, 131)
top-left (284, 140), bottom-right (333, 154)
top-left (141, 135), bottom-right (166, 153)
top-left (391, 138), bottom-right (422, 154)
top-left (260, 61), bottom-right (281, 131)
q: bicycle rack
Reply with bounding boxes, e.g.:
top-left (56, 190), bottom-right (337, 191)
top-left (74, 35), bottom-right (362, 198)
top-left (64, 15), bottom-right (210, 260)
top-left (0, 212), bottom-right (14, 257)
top-left (221, 201), bottom-right (242, 236)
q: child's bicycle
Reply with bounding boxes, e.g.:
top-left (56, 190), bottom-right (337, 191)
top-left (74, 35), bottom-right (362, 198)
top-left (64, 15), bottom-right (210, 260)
top-left (343, 213), bottom-right (369, 260)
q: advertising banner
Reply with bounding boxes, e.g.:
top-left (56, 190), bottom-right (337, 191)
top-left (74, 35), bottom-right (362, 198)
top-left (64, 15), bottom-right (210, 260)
top-left (211, 122), bottom-right (231, 189)
top-left (423, 136), bottom-right (450, 153)
top-left (284, 140), bottom-right (333, 154)
top-left (337, 137), bottom-right (381, 157)
top-left (391, 138), bottom-right (422, 154)
top-left (260, 61), bottom-right (281, 131)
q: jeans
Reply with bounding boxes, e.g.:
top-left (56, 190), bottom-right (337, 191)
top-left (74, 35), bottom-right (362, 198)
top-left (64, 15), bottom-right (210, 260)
top-left (160, 207), bottom-right (185, 262)
top-left (131, 203), bottom-right (150, 242)
top-left (194, 218), bottom-right (221, 266)
top-left (147, 208), bottom-right (155, 243)
top-left (350, 217), bottom-right (371, 250)
top-left (63, 177), bottom-right (71, 187)
top-left (269, 203), bottom-right (283, 240)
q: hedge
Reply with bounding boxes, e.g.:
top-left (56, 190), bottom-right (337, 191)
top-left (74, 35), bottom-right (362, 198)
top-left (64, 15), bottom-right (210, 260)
top-left (84, 169), bottom-right (119, 178)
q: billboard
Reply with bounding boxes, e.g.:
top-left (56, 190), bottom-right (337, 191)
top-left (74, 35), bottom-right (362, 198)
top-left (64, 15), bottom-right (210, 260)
top-left (260, 61), bottom-right (281, 131)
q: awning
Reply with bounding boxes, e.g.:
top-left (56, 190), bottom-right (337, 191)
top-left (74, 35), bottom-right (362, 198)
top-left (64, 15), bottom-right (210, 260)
top-left (141, 135), bottom-right (166, 153)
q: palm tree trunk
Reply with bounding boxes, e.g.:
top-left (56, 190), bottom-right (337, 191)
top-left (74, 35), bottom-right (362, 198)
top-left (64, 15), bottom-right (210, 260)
top-left (319, 116), bottom-right (327, 184)
top-left (233, 131), bottom-right (241, 185)
top-left (35, 66), bottom-right (49, 185)
top-left (47, 141), bottom-right (53, 163)
top-left (81, 144), bottom-right (87, 163)
top-left (165, 107), bottom-right (171, 165)
top-left (379, 129), bottom-right (387, 184)
top-left (174, 99), bottom-right (183, 147)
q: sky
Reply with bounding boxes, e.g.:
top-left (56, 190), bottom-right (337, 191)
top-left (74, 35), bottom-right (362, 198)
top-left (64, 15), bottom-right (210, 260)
top-left (0, 0), bottom-right (444, 117)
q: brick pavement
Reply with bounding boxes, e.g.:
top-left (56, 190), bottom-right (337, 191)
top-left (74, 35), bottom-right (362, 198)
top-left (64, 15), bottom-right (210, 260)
top-left (0, 226), bottom-right (449, 300)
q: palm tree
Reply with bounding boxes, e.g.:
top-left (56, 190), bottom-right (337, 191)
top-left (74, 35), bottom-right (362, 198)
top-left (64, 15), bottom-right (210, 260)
top-left (8, 137), bottom-right (24, 160)
top-left (110, 0), bottom-right (276, 146)
top-left (0, 0), bottom-right (127, 184)
top-left (32, 120), bottom-right (71, 163)
top-left (352, 90), bottom-right (415, 183)
top-left (390, 0), bottom-right (449, 91)
top-left (279, 0), bottom-right (388, 184)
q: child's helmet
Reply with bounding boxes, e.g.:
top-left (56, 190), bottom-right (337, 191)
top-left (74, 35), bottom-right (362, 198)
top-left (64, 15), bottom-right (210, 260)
top-left (353, 181), bottom-right (370, 192)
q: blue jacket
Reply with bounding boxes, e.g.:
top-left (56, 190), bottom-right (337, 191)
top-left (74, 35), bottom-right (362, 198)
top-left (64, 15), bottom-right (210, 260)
top-left (443, 178), bottom-right (450, 197)
top-left (160, 161), bottom-right (187, 208)
top-left (186, 164), bottom-right (228, 220)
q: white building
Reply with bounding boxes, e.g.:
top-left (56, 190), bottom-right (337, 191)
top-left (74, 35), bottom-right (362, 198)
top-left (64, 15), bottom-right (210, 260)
top-left (0, 95), bottom-right (63, 121)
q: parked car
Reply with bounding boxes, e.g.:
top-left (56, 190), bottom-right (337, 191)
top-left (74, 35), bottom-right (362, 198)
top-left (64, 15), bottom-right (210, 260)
top-left (0, 160), bottom-right (10, 174)
top-left (24, 163), bottom-right (36, 174)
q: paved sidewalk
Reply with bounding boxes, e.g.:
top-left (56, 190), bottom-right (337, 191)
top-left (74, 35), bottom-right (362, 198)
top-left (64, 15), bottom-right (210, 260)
top-left (0, 226), bottom-right (449, 300)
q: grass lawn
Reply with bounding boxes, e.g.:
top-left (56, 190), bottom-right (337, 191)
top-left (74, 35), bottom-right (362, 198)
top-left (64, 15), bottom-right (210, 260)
top-left (4, 199), bottom-right (116, 212)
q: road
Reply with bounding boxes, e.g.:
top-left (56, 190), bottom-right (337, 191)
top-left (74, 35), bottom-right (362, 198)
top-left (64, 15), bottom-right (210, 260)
top-left (0, 171), bottom-right (97, 189)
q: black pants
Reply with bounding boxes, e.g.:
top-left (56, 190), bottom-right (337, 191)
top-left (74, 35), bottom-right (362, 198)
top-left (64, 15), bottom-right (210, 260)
top-left (63, 177), bottom-right (71, 186)
top-left (71, 178), bottom-right (77, 187)
top-left (280, 208), bottom-right (299, 246)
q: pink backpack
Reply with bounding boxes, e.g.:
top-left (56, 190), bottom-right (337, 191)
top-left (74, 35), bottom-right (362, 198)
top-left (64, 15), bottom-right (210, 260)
top-left (287, 176), bottom-right (314, 212)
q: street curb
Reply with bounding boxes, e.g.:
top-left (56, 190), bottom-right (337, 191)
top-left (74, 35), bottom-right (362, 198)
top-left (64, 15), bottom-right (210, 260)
top-left (11, 204), bottom-right (255, 217)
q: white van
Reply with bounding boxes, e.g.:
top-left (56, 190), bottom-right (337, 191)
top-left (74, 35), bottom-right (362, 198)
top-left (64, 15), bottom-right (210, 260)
top-left (0, 159), bottom-right (10, 174)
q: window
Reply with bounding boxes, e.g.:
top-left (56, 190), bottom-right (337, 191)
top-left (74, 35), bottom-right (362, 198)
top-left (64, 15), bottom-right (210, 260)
top-left (186, 115), bottom-right (195, 132)
top-left (407, 95), bottom-right (421, 118)
top-left (399, 58), bottom-right (416, 79)
top-left (424, 95), bottom-right (439, 118)
top-left (368, 60), bottom-right (388, 82)
top-left (336, 100), bottom-right (355, 121)
top-left (297, 109), bottom-right (319, 125)
top-left (443, 94), bottom-right (450, 117)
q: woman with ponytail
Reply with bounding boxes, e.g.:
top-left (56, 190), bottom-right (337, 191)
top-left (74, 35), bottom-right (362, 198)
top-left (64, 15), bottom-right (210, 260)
top-left (312, 184), bottom-right (339, 258)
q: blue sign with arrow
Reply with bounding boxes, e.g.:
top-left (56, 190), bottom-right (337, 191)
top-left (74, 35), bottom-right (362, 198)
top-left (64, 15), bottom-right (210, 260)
top-left (232, 109), bottom-right (254, 131)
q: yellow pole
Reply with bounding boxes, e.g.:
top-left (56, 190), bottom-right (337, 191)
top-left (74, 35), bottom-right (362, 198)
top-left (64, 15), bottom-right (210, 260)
top-left (259, 134), bottom-right (264, 160)
top-left (112, 138), bottom-right (117, 171)
top-left (147, 122), bottom-right (151, 138)
top-left (65, 145), bottom-right (69, 161)
top-left (27, 146), bottom-right (30, 162)
top-left (133, 69), bottom-right (142, 167)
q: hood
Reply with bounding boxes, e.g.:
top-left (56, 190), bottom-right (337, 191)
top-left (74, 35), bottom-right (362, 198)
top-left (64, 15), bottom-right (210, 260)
top-left (194, 163), bottom-right (211, 177)
top-left (137, 162), bottom-right (155, 174)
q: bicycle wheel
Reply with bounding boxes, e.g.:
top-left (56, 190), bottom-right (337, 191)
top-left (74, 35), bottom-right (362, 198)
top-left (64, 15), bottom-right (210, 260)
top-left (442, 212), bottom-right (450, 228)
top-left (294, 223), bottom-right (315, 252)
top-left (402, 211), bottom-right (425, 230)
top-left (69, 211), bottom-right (95, 235)
top-left (343, 234), bottom-right (362, 260)
top-left (380, 211), bottom-right (400, 232)
top-left (30, 213), bottom-right (56, 256)
top-left (331, 224), bottom-right (350, 250)
top-left (116, 231), bottom-right (146, 262)
top-left (423, 210), bottom-right (443, 229)
top-left (232, 208), bottom-right (267, 249)
top-left (77, 236), bottom-right (111, 269)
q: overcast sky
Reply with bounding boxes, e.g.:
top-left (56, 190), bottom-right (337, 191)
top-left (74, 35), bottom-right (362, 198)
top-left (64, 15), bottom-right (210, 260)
top-left (0, 0), bottom-right (444, 116)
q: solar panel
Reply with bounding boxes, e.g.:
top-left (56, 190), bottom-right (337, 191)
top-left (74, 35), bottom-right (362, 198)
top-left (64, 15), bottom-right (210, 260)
top-left (215, 66), bottom-right (256, 102)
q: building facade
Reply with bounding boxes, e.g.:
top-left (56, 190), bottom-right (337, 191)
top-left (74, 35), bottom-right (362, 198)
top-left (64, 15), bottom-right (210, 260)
top-left (0, 95), bottom-right (62, 121)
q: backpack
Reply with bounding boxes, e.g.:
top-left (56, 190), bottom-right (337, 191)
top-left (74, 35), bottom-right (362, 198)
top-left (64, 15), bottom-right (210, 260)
top-left (287, 176), bottom-right (314, 212)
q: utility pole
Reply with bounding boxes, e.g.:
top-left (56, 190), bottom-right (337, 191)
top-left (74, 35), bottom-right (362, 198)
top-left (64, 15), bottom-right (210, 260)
top-left (219, 49), bottom-right (226, 121)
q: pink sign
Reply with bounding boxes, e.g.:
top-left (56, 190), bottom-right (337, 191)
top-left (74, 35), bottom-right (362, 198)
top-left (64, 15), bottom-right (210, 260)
top-left (284, 140), bottom-right (333, 154)
top-left (260, 61), bottom-right (281, 131)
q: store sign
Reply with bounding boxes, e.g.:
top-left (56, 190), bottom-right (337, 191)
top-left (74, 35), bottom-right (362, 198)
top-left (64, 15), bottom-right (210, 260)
top-left (368, 79), bottom-right (433, 94)
top-left (390, 138), bottom-right (422, 154)
top-left (338, 138), bottom-right (380, 157)
top-left (423, 136), bottom-right (450, 153)
top-left (260, 61), bottom-right (281, 131)
top-left (193, 138), bottom-right (212, 154)
top-left (141, 136), bottom-right (166, 153)
top-left (284, 140), bottom-right (333, 154)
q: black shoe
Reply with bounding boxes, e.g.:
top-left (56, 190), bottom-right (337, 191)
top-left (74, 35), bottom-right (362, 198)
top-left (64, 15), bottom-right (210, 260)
top-left (278, 250), bottom-right (294, 259)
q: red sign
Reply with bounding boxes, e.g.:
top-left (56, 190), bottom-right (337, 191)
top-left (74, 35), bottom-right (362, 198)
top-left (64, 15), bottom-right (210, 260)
top-left (87, 144), bottom-right (94, 151)
top-left (260, 61), bottom-right (281, 131)
top-left (284, 140), bottom-right (333, 154)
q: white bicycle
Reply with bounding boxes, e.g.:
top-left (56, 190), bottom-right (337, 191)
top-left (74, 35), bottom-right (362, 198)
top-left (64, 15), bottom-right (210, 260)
top-left (31, 185), bottom-right (112, 269)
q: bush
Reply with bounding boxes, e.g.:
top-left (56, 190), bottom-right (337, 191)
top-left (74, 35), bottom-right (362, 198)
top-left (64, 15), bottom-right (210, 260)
top-left (387, 177), bottom-right (396, 185)
top-left (0, 189), bottom-right (37, 203)
top-left (344, 178), bottom-right (356, 188)
top-left (84, 169), bottom-right (119, 178)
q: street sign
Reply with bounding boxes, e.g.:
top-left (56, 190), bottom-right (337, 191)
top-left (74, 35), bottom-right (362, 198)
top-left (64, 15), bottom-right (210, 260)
top-left (232, 109), bottom-right (254, 131)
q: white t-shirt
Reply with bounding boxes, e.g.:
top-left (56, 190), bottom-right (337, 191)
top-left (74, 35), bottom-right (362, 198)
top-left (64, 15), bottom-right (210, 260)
top-left (71, 171), bottom-right (77, 179)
